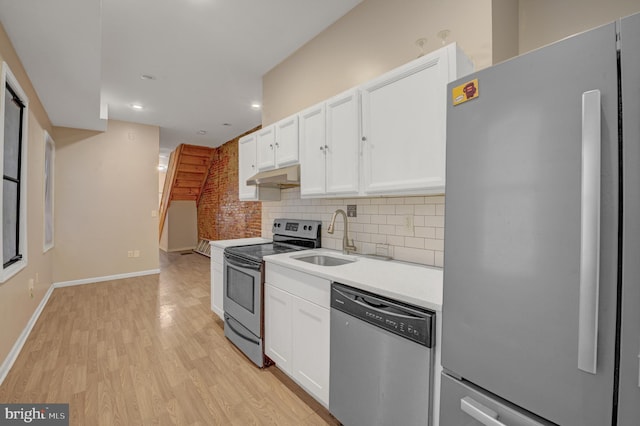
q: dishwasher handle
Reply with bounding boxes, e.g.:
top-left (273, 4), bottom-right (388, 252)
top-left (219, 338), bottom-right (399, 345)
top-left (354, 295), bottom-right (426, 321)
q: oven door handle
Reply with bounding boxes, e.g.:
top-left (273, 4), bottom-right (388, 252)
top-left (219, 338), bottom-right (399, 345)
top-left (225, 255), bottom-right (261, 271)
top-left (226, 318), bottom-right (260, 345)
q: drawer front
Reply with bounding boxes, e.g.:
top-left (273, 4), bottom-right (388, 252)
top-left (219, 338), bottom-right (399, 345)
top-left (440, 373), bottom-right (553, 426)
top-left (265, 262), bottom-right (330, 308)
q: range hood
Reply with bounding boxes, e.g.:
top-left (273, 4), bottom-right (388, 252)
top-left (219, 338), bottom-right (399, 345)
top-left (246, 164), bottom-right (300, 188)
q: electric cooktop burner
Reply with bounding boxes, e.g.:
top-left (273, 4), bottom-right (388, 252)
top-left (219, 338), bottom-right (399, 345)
top-left (224, 219), bottom-right (322, 263)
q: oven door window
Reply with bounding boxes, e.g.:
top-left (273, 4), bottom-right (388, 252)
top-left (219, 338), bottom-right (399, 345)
top-left (226, 266), bottom-right (255, 313)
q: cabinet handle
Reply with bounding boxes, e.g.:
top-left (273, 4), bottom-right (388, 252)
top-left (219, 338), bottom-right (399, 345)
top-left (275, 142), bottom-right (279, 148)
top-left (269, 144), bottom-right (273, 149)
top-left (362, 136), bottom-right (367, 142)
top-left (251, 164), bottom-right (255, 169)
top-left (578, 89), bottom-right (601, 375)
top-left (319, 146), bottom-right (324, 151)
top-left (460, 397), bottom-right (506, 426)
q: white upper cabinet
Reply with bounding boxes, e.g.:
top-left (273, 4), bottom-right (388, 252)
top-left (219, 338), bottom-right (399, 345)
top-left (257, 115), bottom-right (299, 171)
top-left (325, 90), bottom-right (360, 195)
top-left (238, 132), bottom-right (280, 201)
top-left (238, 132), bottom-right (259, 200)
top-left (299, 103), bottom-right (327, 196)
top-left (299, 89), bottom-right (359, 198)
top-left (361, 42), bottom-right (472, 196)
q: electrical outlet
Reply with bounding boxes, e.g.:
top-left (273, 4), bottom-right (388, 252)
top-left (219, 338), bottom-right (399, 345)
top-left (127, 250), bottom-right (134, 258)
top-left (134, 250), bottom-right (140, 258)
top-left (151, 210), bottom-right (157, 217)
top-left (28, 278), bottom-right (34, 299)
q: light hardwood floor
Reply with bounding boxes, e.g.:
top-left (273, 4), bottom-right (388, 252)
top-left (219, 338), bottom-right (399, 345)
top-left (0, 250), bottom-right (339, 425)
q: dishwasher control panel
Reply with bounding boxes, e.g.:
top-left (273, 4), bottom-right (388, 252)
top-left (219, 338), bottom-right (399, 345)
top-left (331, 282), bottom-right (434, 347)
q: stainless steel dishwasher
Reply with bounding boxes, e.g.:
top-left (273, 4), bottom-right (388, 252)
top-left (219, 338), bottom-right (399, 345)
top-left (329, 282), bottom-right (435, 426)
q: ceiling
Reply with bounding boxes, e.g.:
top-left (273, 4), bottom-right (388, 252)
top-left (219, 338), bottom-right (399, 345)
top-left (0, 0), bottom-right (362, 165)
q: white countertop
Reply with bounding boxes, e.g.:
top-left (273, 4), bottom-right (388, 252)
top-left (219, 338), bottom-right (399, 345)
top-left (210, 237), bottom-right (271, 249)
top-left (264, 249), bottom-right (443, 312)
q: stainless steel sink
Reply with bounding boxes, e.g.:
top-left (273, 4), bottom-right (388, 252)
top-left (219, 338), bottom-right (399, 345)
top-left (293, 254), bottom-right (356, 267)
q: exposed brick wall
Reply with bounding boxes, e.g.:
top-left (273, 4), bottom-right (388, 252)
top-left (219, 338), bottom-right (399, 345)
top-left (198, 126), bottom-right (262, 241)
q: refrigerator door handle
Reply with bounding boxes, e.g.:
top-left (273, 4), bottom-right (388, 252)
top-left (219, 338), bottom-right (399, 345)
top-left (578, 89), bottom-right (601, 375)
top-left (460, 397), bottom-right (507, 426)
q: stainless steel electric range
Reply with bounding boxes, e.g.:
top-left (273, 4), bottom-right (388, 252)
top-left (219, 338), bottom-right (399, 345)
top-left (223, 219), bottom-right (322, 367)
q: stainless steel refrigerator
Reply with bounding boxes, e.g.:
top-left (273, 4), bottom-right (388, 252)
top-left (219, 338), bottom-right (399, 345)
top-left (440, 13), bottom-right (640, 426)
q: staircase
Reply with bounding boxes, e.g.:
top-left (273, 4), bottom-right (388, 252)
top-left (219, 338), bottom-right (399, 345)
top-left (159, 144), bottom-right (215, 240)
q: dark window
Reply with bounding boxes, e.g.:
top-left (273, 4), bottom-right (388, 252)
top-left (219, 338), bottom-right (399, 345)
top-left (3, 83), bottom-right (25, 268)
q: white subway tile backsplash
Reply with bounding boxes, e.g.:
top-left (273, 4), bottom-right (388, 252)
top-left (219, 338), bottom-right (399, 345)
top-left (415, 226), bottom-right (436, 239)
top-left (371, 215), bottom-right (387, 225)
top-left (379, 205), bottom-right (396, 215)
top-left (434, 251), bottom-right (444, 268)
top-left (425, 216), bottom-right (445, 227)
top-left (387, 215), bottom-right (405, 226)
top-left (362, 205), bottom-right (379, 215)
top-left (371, 233), bottom-right (387, 244)
top-left (387, 235), bottom-right (405, 246)
top-left (379, 224), bottom-right (396, 235)
top-left (425, 239), bottom-right (444, 251)
top-left (405, 237), bottom-right (425, 249)
top-left (425, 196), bottom-right (445, 204)
top-left (415, 204), bottom-right (436, 216)
top-left (261, 188), bottom-right (445, 268)
top-left (363, 224), bottom-right (380, 234)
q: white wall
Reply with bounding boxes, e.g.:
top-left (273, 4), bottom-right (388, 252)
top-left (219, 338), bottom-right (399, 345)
top-left (519, 0), bottom-right (640, 54)
top-left (0, 24), bottom-right (54, 370)
top-left (262, 0), bottom-right (495, 125)
top-left (52, 120), bottom-right (160, 283)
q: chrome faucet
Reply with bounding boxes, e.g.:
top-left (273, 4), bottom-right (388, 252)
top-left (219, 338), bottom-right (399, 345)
top-left (327, 209), bottom-right (357, 254)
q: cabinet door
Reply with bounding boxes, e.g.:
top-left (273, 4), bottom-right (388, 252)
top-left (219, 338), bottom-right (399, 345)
top-left (326, 89), bottom-right (360, 195)
top-left (265, 284), bottom-right (293, 373)
top-left (275, 115), bottom-right (299, 167)
top-left (256, 125), bottom-right (276, 171)
top-left (361, 49), bottom-right (448, 195)
top-left (292, 296), bottom-right (330, 405)
top-left (238, 133), bottom-right (258, 200)
top-left (299, 103), bottom-right (326, 197)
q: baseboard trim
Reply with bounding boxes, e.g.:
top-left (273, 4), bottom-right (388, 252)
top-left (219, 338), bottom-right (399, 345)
top-left (53, 269), bottom-right (160, 288)
top-left (0, 284), bottom-right (55, 385)
top-left (0, 268), bottom-right (161, 385)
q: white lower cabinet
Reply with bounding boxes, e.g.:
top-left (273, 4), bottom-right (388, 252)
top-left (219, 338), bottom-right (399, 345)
top-left (291, 296), bottom-right (330, 404)
top-left (211, 246), bottom-right (224, 319)
top-left (265, 284), bottom-right (293, 371)
top-left (265, 263), bottom-right (330, 406)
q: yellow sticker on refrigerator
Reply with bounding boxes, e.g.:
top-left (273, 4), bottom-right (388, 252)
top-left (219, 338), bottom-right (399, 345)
top-left (452, 79), bottom-right (479, 106)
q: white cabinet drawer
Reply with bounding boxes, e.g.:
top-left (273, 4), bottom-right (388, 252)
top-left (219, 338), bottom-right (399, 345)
top-left (265, 262), bottom-right (330, 308)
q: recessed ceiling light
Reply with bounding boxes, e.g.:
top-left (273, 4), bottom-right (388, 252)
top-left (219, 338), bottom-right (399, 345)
top-left (251, 103), bottom-right (261, 110)
top-left (131, 103), bottom-right (144, 110)
top-left (140, 74), bottom-right (156, 80)
top-left (197, 130), bottom-right (207, 135)
top-left (157, 165), bottom-right (167, 171)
